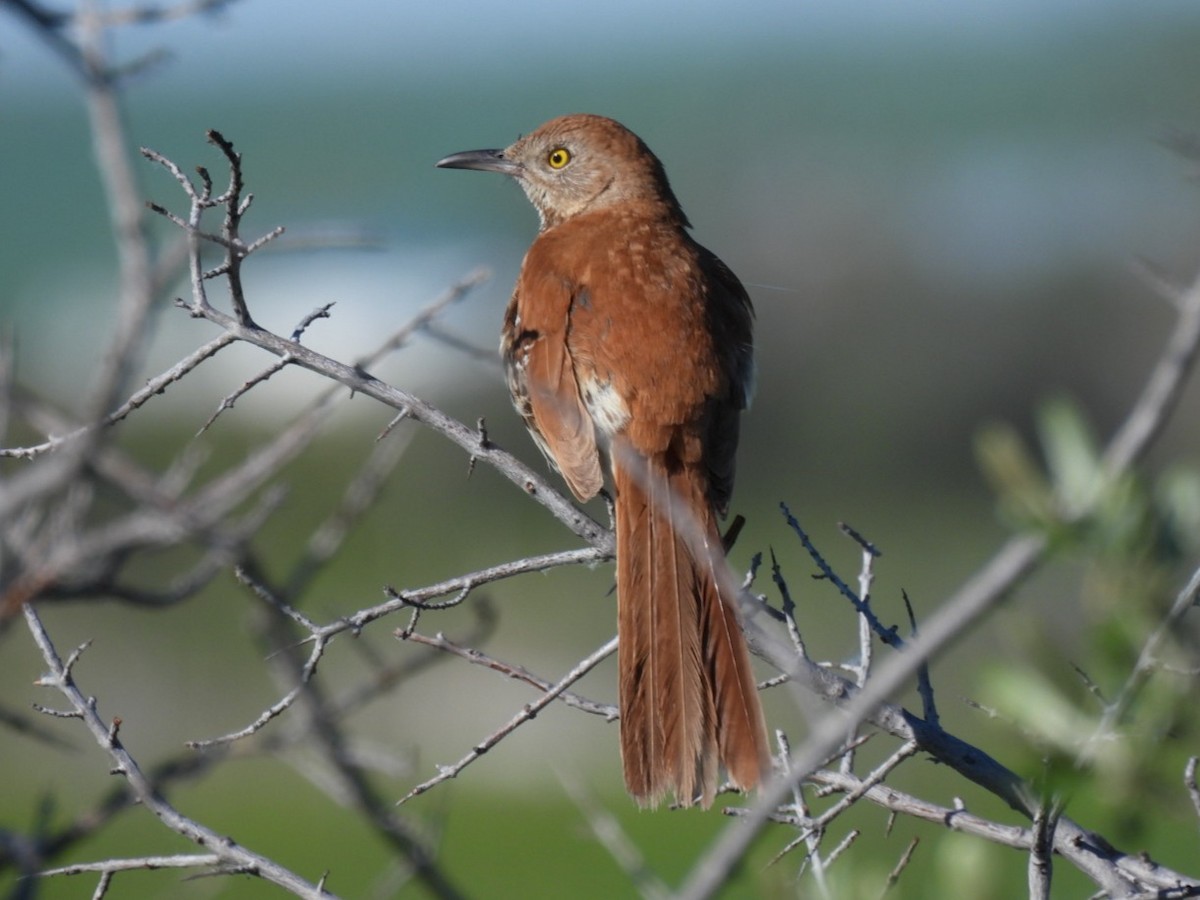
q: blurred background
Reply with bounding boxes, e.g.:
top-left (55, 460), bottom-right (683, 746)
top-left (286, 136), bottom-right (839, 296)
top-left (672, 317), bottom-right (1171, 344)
top-left (4, 1), bottom-right (1200, 897)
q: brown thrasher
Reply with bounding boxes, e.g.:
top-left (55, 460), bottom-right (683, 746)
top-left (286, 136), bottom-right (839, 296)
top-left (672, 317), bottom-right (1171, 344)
top-left (437, 113), bottom-right (769, 807)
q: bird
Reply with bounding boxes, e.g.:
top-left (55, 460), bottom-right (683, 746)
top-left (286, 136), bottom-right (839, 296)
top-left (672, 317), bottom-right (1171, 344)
top-left (437, 114), bottom-right (769, 808)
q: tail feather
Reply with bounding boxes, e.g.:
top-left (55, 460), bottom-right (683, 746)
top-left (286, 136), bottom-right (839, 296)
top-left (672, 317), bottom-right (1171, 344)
top-left (700, 544), bottom-right (769, 792)
top-left (614, 444), bottom-right (769, 808)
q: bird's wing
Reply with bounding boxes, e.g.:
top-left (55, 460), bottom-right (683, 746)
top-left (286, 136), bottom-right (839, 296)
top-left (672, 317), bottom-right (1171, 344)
top-left (697, 246), bottom-right (755, 516)
top-left (505, 267), bottom-right (604, 502)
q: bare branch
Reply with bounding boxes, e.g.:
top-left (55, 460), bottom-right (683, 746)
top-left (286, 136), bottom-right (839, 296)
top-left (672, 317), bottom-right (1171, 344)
top-left (37, 853), bottom-right (221, 878)
top-left (1186, 757), bottom-right (1200, 834)
top-left (283, 435), bottom-right (415, 597)
top-left (561, 774), bottom-right (671, 900)
top-left (374, 547), bottom-right (608, 622)
top-left (401, 629), bottom-right (619, 719)
top-left (23, 603), bottom-right (337, 898)
top-left (291, 302), bottom-right (336, 342)
top-left (94, 0), bottom-right (241, 27)
top-left (250, 586), bottom-right (468, 900)
top-left (769, 547), bottom-right (809, 659)
top-left (809, 768), bottom-right (1033, 849)
top-left (780, 506), bottom-right (901, 649)
top-left (902, 590), bottom-right (940, 728)
top-left (879, 837), bottom-right (919, 898)
top-left (770, 730), bottom-right (832, 898)
top-left (360, 268), bottom-right (491, 367)
top-left (0, 334), bottom-right (237, 462)
top-left (845, 521), bottom-right (880, 689)
top-left (1028, 797), bottom-right (1063, 900)
top-left (768, 741), bottom-right (919, 866)
top-left (820, 829), bottom-right (859, 869)
top-left (687, 527), bottom-right (1200, 899)
top-left (187, 630), bottom-right (332, 750)
top-left (0, 702), bottom-right (76, 749)
top-left (397, 636), bottom-right (618, 804)
top-left (196, 354), bottom-right (292, 435)
top-left (1084, 563), bottom-right (1200, 760)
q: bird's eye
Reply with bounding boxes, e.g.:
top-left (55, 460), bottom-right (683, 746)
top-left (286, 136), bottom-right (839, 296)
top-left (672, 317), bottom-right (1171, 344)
top-left (546, 147), bottom-right (571, 169)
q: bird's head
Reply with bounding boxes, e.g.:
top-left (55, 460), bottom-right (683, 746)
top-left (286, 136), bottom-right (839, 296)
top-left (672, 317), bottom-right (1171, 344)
top-left (437, 113), bottom-right (688, 230)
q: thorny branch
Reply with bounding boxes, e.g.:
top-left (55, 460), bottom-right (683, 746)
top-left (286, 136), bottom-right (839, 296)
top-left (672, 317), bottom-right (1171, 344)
top-left (396, 636), bottom-right (620, 804)
top-left (1186, 757), bottom-right (1200, 833)
top-left (182, 545), bottom-right (610, 751)
top-left (399, 629), bottom-right (619, 719)
top-left (23, 603), bottom-right (337, 899)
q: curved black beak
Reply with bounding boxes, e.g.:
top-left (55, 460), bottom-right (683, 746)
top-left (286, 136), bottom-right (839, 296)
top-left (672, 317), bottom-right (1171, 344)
top-left (435, 149), bottom-right (521, 176)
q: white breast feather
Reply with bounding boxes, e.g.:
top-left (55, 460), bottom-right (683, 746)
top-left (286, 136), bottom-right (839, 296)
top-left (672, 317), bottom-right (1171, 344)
top-left (579, 376), bottom-right (630, 437)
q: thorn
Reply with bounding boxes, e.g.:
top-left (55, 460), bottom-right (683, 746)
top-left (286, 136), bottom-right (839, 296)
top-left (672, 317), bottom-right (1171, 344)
top-left (722, 514), bottom-right (746, 552)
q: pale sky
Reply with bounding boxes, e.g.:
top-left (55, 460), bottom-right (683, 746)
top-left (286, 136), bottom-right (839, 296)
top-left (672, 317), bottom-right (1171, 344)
top-left (5, 0), bottom-right (1198, 96)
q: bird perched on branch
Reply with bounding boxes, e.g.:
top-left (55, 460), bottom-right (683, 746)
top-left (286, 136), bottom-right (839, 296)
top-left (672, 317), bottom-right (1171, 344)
top-left (437, 114), bottom-right (769, 807)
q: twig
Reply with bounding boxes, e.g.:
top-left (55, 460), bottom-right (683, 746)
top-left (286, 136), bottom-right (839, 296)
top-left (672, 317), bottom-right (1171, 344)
top-left (1028, 797), bottom-right (1062, 900)
top-left (23, 603), bottom-right (337, 898)
top-left (291, 302), bottom-right (335, 342)
top-left (251, 587), bottom-right (467, 900)
top-left (844, 521), bottom-right (880, 689)
top-left (182, 547), bottom-right (608, 751)
top-left (879, 838), bottom-right (919, 897)
top-left (820, 829), bottom-right (859, 868)
top-left (373, 548), bottom-right (608, 622)
top-left (361, 268), bottom-right (491, 368)
top-left (207, 130), bottom-right (256, 325)
top-left (1186, 757), bottom-right (1200, 834)
top-left (328, 601), bottom-right (499, 726)
top-left (842, 523), bottom-right (881, 773)
top-left (770, 548), bottom-right (808, 659)
top-left (400, 630), bottom-right (618, 719)
top-left (0, 333), bottom-right (237, 462)
top-left (1070, 662), bottom-right (1109, 707)
top-left (560, 773), bottom-right (670, 900)
top-left (197, 355), bottom-right (292, 435)
top-left (781, 506), bottom-right (901, 648)
top-left (1083, 563), bottom-right (1200, 760)
top-left (284, 428), bottom-right (416, 596)
top-left (37, 853), bottom-right (221, 878)
top-left (811, 768), bottom-right (1032, 848)
top-left (770, 741), bottom-right (919, 865)
top-left (187, 631), bottom-right (331, 750)
top-left (903, 590), bottom-right (939, 728)
top-left (397, 637), bottom-right (618, 804)
top-left (771, 730), bottom-right (831, 899)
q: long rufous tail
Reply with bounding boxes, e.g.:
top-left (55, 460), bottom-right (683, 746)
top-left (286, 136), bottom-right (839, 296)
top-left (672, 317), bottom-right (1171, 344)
top-left (613, 445), bottom-right (770, 808)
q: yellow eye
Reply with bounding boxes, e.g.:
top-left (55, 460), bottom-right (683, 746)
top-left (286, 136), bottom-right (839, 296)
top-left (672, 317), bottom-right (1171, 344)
top-left (546, 147), bottom-right (571, 169)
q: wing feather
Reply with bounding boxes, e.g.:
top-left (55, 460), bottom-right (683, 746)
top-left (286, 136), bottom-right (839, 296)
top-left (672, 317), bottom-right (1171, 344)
top-left (503, 267), bottom-right (603, 501)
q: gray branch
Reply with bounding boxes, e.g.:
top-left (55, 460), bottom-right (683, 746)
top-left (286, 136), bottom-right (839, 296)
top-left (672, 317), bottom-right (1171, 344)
top-left (23, 604), bottom-right (337, 898)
